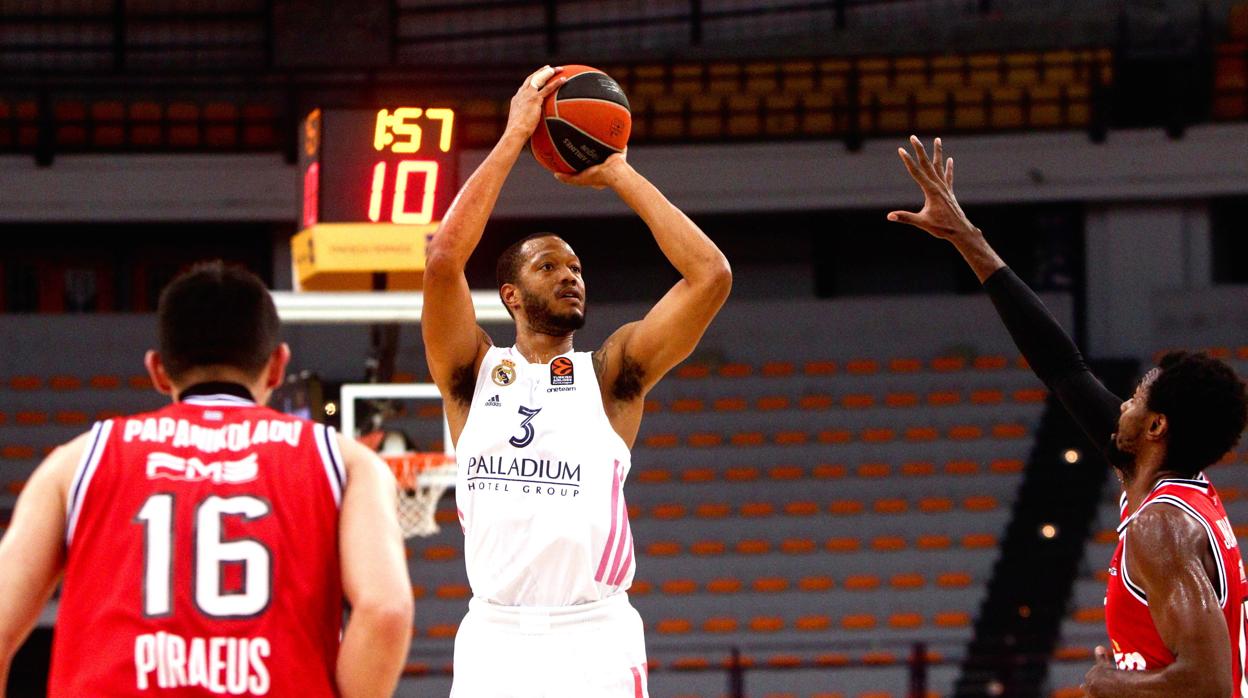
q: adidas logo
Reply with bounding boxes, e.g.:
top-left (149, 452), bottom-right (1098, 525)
top-left (484, 395), bottom-right (501, 407)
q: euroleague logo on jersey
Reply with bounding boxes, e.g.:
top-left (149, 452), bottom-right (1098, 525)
top-left (550, 357), bottom-right (574, 385)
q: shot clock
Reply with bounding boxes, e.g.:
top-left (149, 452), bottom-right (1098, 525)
top-left (293, 106), bottom-right (460, 291)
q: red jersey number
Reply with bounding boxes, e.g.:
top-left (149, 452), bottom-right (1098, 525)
top-left (135, 494), bottom-right (272, 619)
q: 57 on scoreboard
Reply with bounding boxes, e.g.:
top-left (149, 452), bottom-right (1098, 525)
top-left (300, 107), bottom-right (459, 228)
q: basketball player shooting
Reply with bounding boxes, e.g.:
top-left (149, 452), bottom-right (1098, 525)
top-left (0, 262), bottom-right (412, 697)
top-left (889, 136), bottom-right (1248, 697)
top-left (421, 66), bottom-right (732, 697)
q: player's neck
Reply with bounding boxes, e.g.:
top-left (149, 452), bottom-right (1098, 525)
top-left (170, 367), bottom-right (265, 403)
top-left (513, 329), bottom-right (574, 365)
top-left (1121, 447), bottom-right (1172, 514)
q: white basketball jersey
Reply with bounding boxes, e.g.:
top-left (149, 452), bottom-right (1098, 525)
top-left (455, 346), bottom-right (635, 607)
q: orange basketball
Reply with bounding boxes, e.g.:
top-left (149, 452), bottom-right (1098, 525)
top-left (530, 65), bottom-right (631, 174)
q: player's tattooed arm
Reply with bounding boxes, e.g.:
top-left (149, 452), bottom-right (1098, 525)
top-left (1081, 506), bottom-right (1231, 698)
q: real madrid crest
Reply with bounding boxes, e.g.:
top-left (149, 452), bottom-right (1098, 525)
top-left (492, 359), bottom-right (517, 386)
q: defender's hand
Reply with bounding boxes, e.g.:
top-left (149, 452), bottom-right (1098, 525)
top-left (504, 66), bottom-right (566, 139)
top-left (553, 152), bottom-right (631, 190)
top-left (887, 135), bottom-right (980, 242)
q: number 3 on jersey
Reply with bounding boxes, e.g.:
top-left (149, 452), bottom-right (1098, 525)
top-left (135, 494), bottom-right (272, 619)
top-left (509, 406), bottom-right (541, 448)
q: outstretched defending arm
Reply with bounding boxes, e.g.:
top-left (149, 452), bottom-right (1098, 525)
top-left (422, 67), bottom-right (566, 426)
top-left (887, 136), bottom-right (1120, 454)
top-left (558, 154), bottom-right (732, 433)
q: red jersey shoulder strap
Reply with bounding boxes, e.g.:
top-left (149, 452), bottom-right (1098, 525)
top-left (65, 419), bottom-right (115, 547)
top-left (311, 422), bottom-right (347, 507)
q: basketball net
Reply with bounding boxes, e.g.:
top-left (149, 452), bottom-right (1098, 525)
top-left (382, 452), bottom-right (457, 538)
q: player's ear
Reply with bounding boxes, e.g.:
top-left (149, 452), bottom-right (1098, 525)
top-left (144, 350), bottom-right (175, 397)
top-left (1147, 412), bottom-right (1168, 441)
top-left (499, 283), bottom-right (521, 315)
top-left (263, 343), bottom-right (292, 390)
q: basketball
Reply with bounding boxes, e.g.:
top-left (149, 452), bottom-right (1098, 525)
top-left (530, 65), bottom-right (631, 174)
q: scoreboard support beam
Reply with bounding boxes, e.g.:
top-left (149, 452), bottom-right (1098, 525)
top-left (272, 290), bottom-right (510, 324)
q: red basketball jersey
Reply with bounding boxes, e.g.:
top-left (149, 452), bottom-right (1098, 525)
top-left (50, 390), bottom-right (347, 697)
top-left (1106, 474), bottom-right (1248, 695)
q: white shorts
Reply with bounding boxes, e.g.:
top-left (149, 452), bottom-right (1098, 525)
top-left (450, 593), bottom-right (649, 698)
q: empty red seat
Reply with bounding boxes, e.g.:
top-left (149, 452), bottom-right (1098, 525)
top-left (755, 396), bottom-right (789, 411)
top-left (749, 616), bottom-right (785, 632)
top-left (843, 574), bottom-right (881, 590)
top-left (937, 572), bottom-right (973, 588)
top-left (676, 364), bottom-right (710, 379)
top-left (652, 503), bottom-right (687, 519)
top-left (973, 355), bottom-right (1008, 370)
top-left (761, 361), bottom-right (794, 376)
top-left (804, 360), bottom-right (837, 375)
top-left (889, 612), bottom-right (923, 628)
top-left (671, 398), bottom-right (705, 413)
top-left (724, 466), bottom-right (759, 481)
top-left (931, 356), bottom-right (966, 372)
top-left (49, 375), bottom-right (82, 390)
top-left (901, 461), bottom-right (936, 476)
top-left (926, 390), bottom-right (961, 405)
top-left (829, 500), bottom-right (864, 515)
top-left (740, 502), bottom-right (775, 517)
top-left (86, 374), bottom-right (119, 389)
top-left (694, 503), bottom-right (731, 518)
top-left (841, 613), bottom-right (878, 630)
top-left (644, 433), bottom-right (678, 448)
top-left (845, 359), bottom-right (879, 375)
top-left (888, 358), bottom-right (921, 373)
top-left (718, 363), bottom-right (751, 378)
top-left (731, 431), bottom-right (766, 446)
top-left (656, 618), bottom-right (692, 634)
top-left (681, 468), bottom-right (715, 483)
top-left (768, 465), bottom-right (805, 481)
top-left (992, 423), bottom-right (1028, 439)
top-left (688, 432), bottom-right (722, 447)
top-left (885, 392), bottom-right (919, 408)
top-left (890, 573), bottom-right (926, 589)
top-left (661, 579), bottom-right (698, 595)
top-left (933, 610), bottom-right (971, 627)
top-left (703, 616), bottom-right (738, 634)
top-left (690, 540), bottom-right (725, 556)
top-left (646, 541), bottom-right (682, 556)
top-left (799, 394), bottom-right (833, 410)
top-left (421, 546), bottom-right (458, 561)
top-left (637, 468), bottom-right (672, 483)
top-left (812, 463), bottom-right (846, 479)
top-left (752, 577), bottom-right (789, 593)
top-left (9, 376), bottom-right (42, 390)
top-left (798, 576), bottom-right (834, 591)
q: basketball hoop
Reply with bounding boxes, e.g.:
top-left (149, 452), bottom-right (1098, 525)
top-left (382, 452), bottom-right (457, 538)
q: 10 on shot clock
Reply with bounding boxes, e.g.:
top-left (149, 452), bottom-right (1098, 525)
top-left (294, 106), bottom-right (460, 291)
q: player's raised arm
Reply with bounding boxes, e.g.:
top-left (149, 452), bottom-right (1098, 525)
top-left (557, 153), bottom-right (732, 403)
top-left (334, 435), bottom-right (412, 698)
top-left (422, 66), bottom-right (566, 410)
top-left (887, 135), bottom-right (1121, 455)
top-left (1080, 506), bottom-right (1233, 698)
top-left (0, 436), bottom-right (83, 695)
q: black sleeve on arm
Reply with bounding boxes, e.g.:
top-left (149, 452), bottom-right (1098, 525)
top-left (981, 267), bottom-right (1122, 455)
